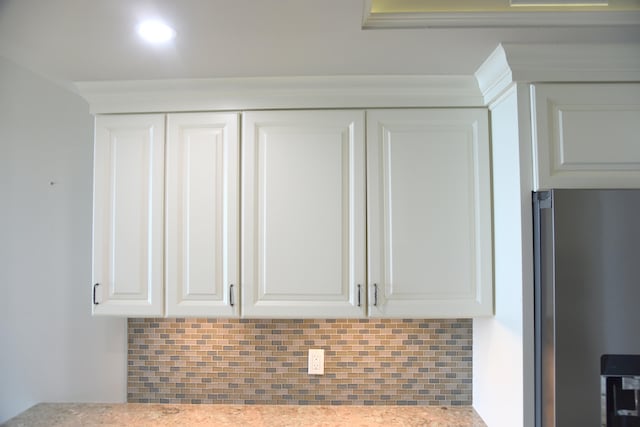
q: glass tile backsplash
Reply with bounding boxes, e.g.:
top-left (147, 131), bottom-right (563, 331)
top-left (128, 318), bottom-right (472, 406)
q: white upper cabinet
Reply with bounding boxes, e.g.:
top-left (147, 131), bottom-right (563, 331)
top-left (92, 108), bottom-right (492, 319)
top-left (165, 113), bottom-right (239, 317)
top-left (92, 114), bottom-right (165, 316)
top-left (242, 110), bottom-right (367, 318)
top-left (367, 109), bottom-right (493, 318)
top-left (532, 83), bottom-right (640, 190)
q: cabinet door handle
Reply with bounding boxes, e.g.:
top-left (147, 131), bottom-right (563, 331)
top-left (230, 284), bottom-right (235, 307)
top-left (93, 283), bottom-right (100, 305)
top-left (373, 283), bottom-right (378, 306)
top-left (357, 284), bottom-right (361, 307)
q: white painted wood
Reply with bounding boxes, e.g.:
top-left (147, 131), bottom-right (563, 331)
top-left (242, 110), bottom-right (366, 318)
top-left (475, 44), bottom-right (640, 105)
top-left (532, 83), bottom-right (640, 190)
top-left (500, 44), bottom-right (640, 83)
top-left (474, 44), bottom-right (514, 106)
top-left (474, 84), bottom-right (536, 427)
top-left (92, 114), bottom-right (165, 316)
top-left (367, 109), bottom-right (492, 318)
top-left (74, 75), bottom-right (484, 114)
top-left (165, 113), bottom-right (239, 317)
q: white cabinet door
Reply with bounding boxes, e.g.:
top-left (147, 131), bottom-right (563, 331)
top-left (92, 114), bottom-right (165, 316)
top-left (165, 113), bottom-right (239, 317)
top-left (242, 110), bottom-right (366, 318)
top-left (367, 109), bottom-right (493, 318)
top-left (532, 83), bottom-right (640, 190)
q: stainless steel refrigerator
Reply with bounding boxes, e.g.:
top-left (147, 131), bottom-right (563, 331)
top-left (533, 190), bottom-right (640, 427)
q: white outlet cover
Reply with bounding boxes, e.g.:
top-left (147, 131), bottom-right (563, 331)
top-left (308, 348), bottom-right (324, 375)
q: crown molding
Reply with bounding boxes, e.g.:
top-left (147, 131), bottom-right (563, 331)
top-left (74, 75), bottom-right (484, 114)
top-left (475, 43), bottom-right (640, 104)
top-left (76, 43), bottom-right (640, 113)
top-left (474, 46), bottom-right (513, 106)
top-left (363, 9), bottom-right (640, 28)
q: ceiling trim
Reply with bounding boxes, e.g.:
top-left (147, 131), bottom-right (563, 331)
top-left (76, 44), bottom-right (640, 113)
top-left (363, 7), bottom-right (640, 28)
top-left (74, 75), bottom-right (484, 114)
top-left (475, 43), bottom-right (640, 104)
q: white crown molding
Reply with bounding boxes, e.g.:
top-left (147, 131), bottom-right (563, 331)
top-left (74, 75), bottom-right (484, 114)
top-left (475, 43), bottom-right (640, 104)
top-left (363, 10), bottom-right (640, 28)
top-left (474, 46), bottom-right (513, 106)
top-left (76, 43), bottom-right (640, 113)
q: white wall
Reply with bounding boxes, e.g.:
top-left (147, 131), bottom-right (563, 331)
top-left (473, 85), bottom-right (535, 427)
top-left (0, 56), bottom-right (127, 424)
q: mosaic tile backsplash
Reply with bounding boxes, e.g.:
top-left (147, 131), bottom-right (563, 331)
top-left (128, 318), bottom-right (472, 406)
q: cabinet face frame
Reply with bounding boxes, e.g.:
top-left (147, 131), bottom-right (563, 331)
top-left (92, 114), bottom-right (165, 316)
top-left (165, 113), bottom-right (239, 317)
top-left (366, 109), bottom-right (493, 318)
top-left (241, 110), bottom-right (367, 318)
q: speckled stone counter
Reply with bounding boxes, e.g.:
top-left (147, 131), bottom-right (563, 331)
top-left (3, 403), bottom-right (487, 426)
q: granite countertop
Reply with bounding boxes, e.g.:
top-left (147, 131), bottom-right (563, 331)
top-left (3, 403), bottom-right (487, 427)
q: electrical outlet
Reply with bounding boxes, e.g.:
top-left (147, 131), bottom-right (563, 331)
top-left (308, 348), bottom-right (324, 375)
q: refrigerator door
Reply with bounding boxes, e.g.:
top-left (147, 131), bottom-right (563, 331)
top-left (534, 190), bottom-right (640, 427)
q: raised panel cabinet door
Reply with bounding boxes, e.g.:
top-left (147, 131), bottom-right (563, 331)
top-left (92, 114), bottom-right (165, 316)
top-left (367, 109), bottom-right (493, 318)
top-left (242, 110), bottom-right (366, 318)
top-left (532, 83), bottom-right (640, 190)
top-left (165, 113), bottom-right (239, 317)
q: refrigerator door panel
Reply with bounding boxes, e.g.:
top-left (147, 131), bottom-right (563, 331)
top-left (535, 190), bottom-right (640, 427)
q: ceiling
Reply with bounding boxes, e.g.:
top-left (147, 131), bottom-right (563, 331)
top-left (0, 0), bottom-right (638, 84)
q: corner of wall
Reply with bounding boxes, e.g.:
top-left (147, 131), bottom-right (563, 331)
top-left (0, 56), bottom-right (127, 424)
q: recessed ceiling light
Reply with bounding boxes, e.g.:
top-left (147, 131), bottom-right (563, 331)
top-left (136, 20), bottom-right (176, 44)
